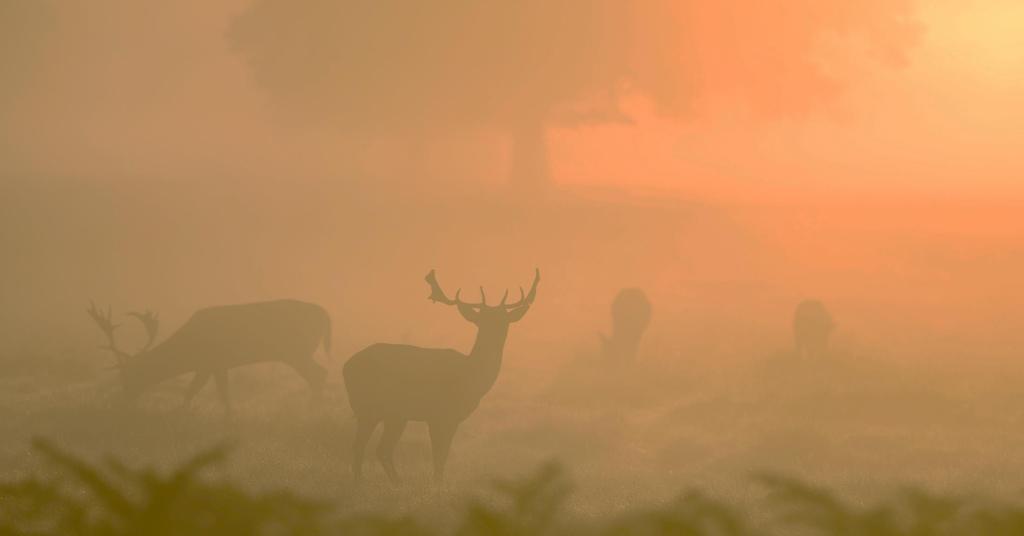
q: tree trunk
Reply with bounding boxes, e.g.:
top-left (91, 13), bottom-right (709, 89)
top-left (508, 117), bottom-right (550, 193)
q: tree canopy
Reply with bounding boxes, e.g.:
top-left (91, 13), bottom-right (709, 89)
top-left (229, 1), bottom-right (920, 186)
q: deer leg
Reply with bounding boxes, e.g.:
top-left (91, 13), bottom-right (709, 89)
top-left (376, 419), bottom-right (407, 484)
top-left (428, 420), bottom-right (458, 484)
top-left (183, 371), bottom-right (211, 409)
top-left (352, 417), bottom-right (379, 484)
top-left (213, 370), bottom-right (232, 417)
top-left (289, 359), bottom-right (327, 402)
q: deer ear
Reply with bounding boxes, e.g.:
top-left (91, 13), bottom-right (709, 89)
top-left (456, 303), bottom-right (480, 323)
top-left (506, 304), bottom-right (531, 323)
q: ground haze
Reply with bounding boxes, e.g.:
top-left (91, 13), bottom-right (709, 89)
top-left (2, 1), bottom-right (1023, 533)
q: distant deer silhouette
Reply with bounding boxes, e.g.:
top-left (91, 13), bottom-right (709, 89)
top-left (600, 288), bottom-right (652, 363)
top-left (343, 269), bottom-right (540, 484)
top-left (793, 299), bottom-right (834, 359)
top-left (87, 300), bottom-right (330, 414)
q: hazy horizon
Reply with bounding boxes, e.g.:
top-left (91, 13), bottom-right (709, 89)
top-left (2, 2), bottom-right (1024, 533)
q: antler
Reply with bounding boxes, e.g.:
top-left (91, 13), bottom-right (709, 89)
top-left (87, 301), bottom-right (129, 364)
top-left (501, 268), bottom-right (540, 309)
top-left (425, 270), bottom-right (487, 307)
top-left (425, 269), bottom-right (539, 310)
top-left (425, 270), bottom-right (456, 305)
top-left (127, 310), bottom-right (160, 354)
top-left (87, 302), bottom-right (161, 364)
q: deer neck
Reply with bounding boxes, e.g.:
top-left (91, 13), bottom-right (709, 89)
top-left (467, 324), bottom-right (509, 396)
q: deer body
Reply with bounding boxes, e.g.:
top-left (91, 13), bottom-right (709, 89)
top-left (600, 288), bottom-right (652, 363)
top-left (344, 345), bottom-right (496, 422)
top-left (89, 300), bottom-right (330, 413)
top-left (344, 270), bottom-right (537, 484)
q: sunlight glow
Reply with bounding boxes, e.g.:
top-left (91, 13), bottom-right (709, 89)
top-left (932, 1), bottom-right (1024, 84)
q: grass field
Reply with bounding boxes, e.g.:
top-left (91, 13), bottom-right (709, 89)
top-left (3, 344), bottom-right (1024, 534)
top-left (3, 180), bottom-right (1023, 534)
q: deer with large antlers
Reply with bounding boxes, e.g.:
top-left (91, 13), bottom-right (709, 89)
top-left (87, 300), bottom-right (330, 414)
top-left (343, 269), bottom-right (539, 484)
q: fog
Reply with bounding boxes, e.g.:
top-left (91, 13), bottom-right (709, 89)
top-left (2, 1), bottom-right (1024, 532)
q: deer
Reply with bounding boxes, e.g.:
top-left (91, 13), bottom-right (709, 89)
top-left (600, 287), bottom-right (652, 364)
top-left (343, 268), bottom-right (539, 484)
top-left (87, 300), bottom-right (331, 414)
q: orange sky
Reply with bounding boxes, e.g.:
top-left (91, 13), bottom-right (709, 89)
top-left (554, 0), bottom-right (1024, 202)
top-left (2, 1), bottom-right (1021, 205)
top-left (2, 1), bottom-right (1023, 365)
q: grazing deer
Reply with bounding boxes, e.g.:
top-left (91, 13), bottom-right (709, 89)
top-left (600, 287), bottom-right (652, 363)
top-left (793, 299), bottom-right (834, 360)
top-left (87, 300), bottom-right (330, 414)
top-left (343, 269), bottom-right (540, 484)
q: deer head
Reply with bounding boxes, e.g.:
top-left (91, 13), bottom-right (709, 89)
top-left (425, 269), bottom-right (539, 327)
top-left (86, 301), bottom-right (160, 368)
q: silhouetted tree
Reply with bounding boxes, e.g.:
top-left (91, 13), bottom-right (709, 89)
top-left (228, 1), bottom-right (919, 190)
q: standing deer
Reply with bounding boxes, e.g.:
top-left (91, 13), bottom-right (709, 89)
top-left (87, 300), bottom-right (330, 414)
top-left (343, 269), bottom-right (539, 484)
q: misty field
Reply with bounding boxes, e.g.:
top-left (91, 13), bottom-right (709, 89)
top-left (3, 180), bottom-right (1024, 534)
top-left (5, 0), bottom-right (1024, 532)
top-left (5, 346), bottom-right (1024, 534)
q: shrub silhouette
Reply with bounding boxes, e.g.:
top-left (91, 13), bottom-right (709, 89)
top-left (758, 473), bottom-right (980, 536)
top-left (4, 440), bottom-right (1024, 535)
top-left (607, 490), bottom-right (754, 536)
top-left (458, 461), bottom-right (572, 536)
top-left (0, 438), bottom-right (328, 535)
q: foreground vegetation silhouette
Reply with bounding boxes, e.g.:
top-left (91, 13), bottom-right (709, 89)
top-left (6, 440), bottom-right (1024, 535)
